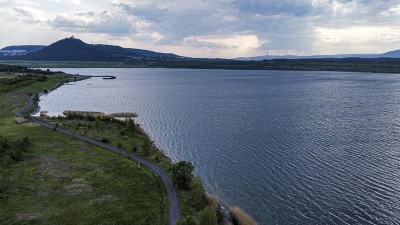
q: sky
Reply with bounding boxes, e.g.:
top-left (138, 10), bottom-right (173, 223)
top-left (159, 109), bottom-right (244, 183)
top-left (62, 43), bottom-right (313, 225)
top-left (1, 0), bottom-right (400, 58)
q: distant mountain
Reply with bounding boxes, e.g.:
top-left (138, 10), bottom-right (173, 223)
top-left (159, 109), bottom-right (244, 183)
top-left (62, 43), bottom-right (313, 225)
top-left (1, 45), bottom-right (46, 53)
top-left (126, 48), bottom-right (182, 59)
top-left (235, 54), bottom-right (382, 61)
top-left (235, 50), bottom-right (400, 61)
top-left (0, 37), bottom-right (184, 61)
top-left (381, 50), bottom-right (400, 58)
top-left (92, 44), bottom-right (143, 59)
top-left (20, 38), bottom-right (125, 61)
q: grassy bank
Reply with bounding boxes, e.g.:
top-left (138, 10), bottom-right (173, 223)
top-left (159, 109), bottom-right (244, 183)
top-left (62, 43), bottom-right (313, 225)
top-left (40, 114), bottom-right (215, 221)
top-left (0, 64), bottom-right (257, 225)
top-left (0, 70), bottom-right (168, 224)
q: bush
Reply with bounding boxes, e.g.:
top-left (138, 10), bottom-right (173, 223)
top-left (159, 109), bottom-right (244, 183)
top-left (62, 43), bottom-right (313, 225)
top-left (36, 75), bottom-right (48, 82)
top-left (101, 137), bottom-right (110, 143)
top-left (10, 149), bottom-right (23, 161)
top-left (190, 177), bottom-right (207, 210)
top-left (230, 207), bottom-right (258, 225)
top-left (172, 161), bottom-right (194, 190)
top-left (142, 136), bottom-right (152, 156)
top-left (0, 136), bottom-right (31, 165)
top-left (176, 216), bottom-right (198, 225)
top-left (198, 206), bottom-right (218, 225)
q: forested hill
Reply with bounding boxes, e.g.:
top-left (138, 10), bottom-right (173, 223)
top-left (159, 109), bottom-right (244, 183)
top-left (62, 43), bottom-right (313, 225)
top-left (3, 37), bottom-right (183, 61)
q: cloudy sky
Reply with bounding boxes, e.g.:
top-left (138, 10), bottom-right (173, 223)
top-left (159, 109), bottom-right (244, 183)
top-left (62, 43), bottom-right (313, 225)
top-left (1, 0), bottom-right (400, 58)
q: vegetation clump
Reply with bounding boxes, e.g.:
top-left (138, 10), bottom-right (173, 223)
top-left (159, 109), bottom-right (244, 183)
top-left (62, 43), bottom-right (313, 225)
top-left (0, 135), bottom-right (31, 166)
top-left (230, 207), bottom-right (258, 225)
top-left (198, 205), bottom-right (219, 225)
top-left (0, 74), bottom-right (49, 92)
top-left (172, 161), bottom-right (195, 190)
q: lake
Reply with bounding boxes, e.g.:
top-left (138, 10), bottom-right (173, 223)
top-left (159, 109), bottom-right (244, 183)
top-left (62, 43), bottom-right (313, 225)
top-left (38, 68), bottom-right (400, 225)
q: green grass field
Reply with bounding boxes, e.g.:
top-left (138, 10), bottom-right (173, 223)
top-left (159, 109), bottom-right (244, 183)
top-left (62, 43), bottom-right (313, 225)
top-left (42, 115), bottom-right (209, 220)
top-left (0, 73), bottom-right (169, 225)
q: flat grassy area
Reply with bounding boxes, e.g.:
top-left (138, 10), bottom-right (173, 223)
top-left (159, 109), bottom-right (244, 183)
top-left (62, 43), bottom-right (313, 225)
top-left (0, 73), bottom-right (168, 224)
top-left (42, 116), bottom-right (206, 219)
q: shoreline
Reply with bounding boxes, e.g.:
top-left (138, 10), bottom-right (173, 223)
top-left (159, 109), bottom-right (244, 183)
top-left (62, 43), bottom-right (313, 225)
top-left (3, 59), bottom-right (400, 74)
top-left (29, 71), bottom-right (256, 225)
top-left (17, 74), bottom-right (181, 224)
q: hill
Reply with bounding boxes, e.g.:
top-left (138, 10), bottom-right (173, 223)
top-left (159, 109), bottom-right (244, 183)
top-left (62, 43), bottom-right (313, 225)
top-left (381, 50), bottom-right (400, 58)
top-left (235, 53), bottom-right (382, 61)
top-left (235, 50), bottom-right (400, 61)
top-left (1, 38), bottom-right (183, 61)
top-left (20, 38), bottom-right (121, 61)
top-left (126, 48), bottom-right (182, 59)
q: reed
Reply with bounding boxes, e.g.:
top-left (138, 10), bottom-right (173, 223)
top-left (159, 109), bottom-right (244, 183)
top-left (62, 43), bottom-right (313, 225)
top-left (205, 192), bottom-right (220, 208)
top-left (40, 111), bottom-right (48, 117)
top-left (230, 207), bottom-right (258, 225)
top-left (63, 110), bottom-right (137, 120)
top-left (109, 112), bottom-right (138, 118)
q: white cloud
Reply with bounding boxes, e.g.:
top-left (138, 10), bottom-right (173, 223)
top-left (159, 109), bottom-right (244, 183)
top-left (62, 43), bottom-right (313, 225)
top-left (313, 26), bottom-right (400, 53)
top-left (1, 0), bottom-right (400, 57)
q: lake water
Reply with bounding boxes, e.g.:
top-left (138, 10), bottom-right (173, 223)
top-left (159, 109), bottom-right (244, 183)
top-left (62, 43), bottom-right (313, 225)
top-left (38, 68), bottom-right (400, 225)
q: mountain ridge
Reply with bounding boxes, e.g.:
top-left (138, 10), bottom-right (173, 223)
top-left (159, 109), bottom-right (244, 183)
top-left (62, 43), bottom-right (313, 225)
top-left (2, 37), bottom-right (400, 61)
top-left (235, 52), bottom-right (400, 61)
top-left (1, 37), bottom-right (183, 61)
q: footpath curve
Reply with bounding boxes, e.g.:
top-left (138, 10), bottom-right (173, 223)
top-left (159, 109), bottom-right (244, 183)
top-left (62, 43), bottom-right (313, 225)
top-left (14, 89), bottom-right (181, 225)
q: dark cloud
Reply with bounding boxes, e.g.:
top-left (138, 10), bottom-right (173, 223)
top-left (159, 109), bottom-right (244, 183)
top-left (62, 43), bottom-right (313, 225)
top-left (232, 0), bottom-right (315, 17)
top-left (118, 3), bottom-right (168, 22)
top-left (8, 0), bottom-right (400, 56)
top-left (50, 11), bottom-right (136, 35)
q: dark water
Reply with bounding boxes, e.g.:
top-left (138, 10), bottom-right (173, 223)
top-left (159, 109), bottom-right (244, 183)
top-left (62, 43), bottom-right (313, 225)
top-left (39, 68), bottom-right (400, 225)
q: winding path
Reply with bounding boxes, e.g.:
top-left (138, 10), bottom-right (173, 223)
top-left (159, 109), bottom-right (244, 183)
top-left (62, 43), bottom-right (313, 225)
top-left (14, 86), bottom-right (181, 225)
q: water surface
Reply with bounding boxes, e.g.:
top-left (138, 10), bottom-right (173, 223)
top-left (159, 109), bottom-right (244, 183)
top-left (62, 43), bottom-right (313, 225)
top-left (39, 68), bottom-right (400, 225)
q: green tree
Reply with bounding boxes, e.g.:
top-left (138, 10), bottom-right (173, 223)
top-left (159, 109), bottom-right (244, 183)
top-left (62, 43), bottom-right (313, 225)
top-left (125, 118), bottom-right (135, 133)
top-left (198, 206), bottom-right (218, 225)
top-left (142, 136), bottom-right (152, 156)
top-left (172, 161), bottom-right (194, 190)
top-left (95, 119), bottom-right (100, 133)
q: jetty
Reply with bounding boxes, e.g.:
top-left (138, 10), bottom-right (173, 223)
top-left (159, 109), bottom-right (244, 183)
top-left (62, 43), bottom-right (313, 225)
top-left (89, 75), bottom-right (116, 80)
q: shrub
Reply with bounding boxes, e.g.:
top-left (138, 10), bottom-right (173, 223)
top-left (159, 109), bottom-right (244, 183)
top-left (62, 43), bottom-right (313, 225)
top-left (176, 216), bottom-right (198, 225)
top-left (205, 193), bottom-right (220, 208)
top-left (230, 207), bottom-right (258, 225)
top-left (198, 206), bottom-right (218, 225)
top-left (10, 149), bottom-right (23, 161)
top-left (172, 161), bottom-right (194, 190)
top-left (190, 177), bottom-right (207, 210)
top-left (36, 75), bottom-right (48, 82)
top-left (204, 192), bottom-right (224, 223)
top-left (142, 137), bottom-right (152, 156)
top-left (101, 137), bottom-right (110, 143)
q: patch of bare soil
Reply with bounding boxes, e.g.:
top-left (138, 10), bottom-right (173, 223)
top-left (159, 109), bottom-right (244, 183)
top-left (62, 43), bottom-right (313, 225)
top-left (90, 195), bottom-right (114, 204)
top-left (15, 212), bottom-right (42, 220)
top-left (37, 155), bottom-right (71, 179)
top-left (63, 178), bottom-right (92, 196)
top-left (6, 92), bottom-right (27, 108)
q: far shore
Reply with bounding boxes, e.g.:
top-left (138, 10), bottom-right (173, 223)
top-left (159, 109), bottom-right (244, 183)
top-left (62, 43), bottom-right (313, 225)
top-left (2, 58), bottom-right (400, 74)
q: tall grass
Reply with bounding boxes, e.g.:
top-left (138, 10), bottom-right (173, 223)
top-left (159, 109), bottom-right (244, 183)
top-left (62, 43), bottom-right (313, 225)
top-left (230, 207), bottom-right (258, 225)
top-left (205, 192), bottom-right (220, 208)
top-left (63, 110), bottom-right (137, 121)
